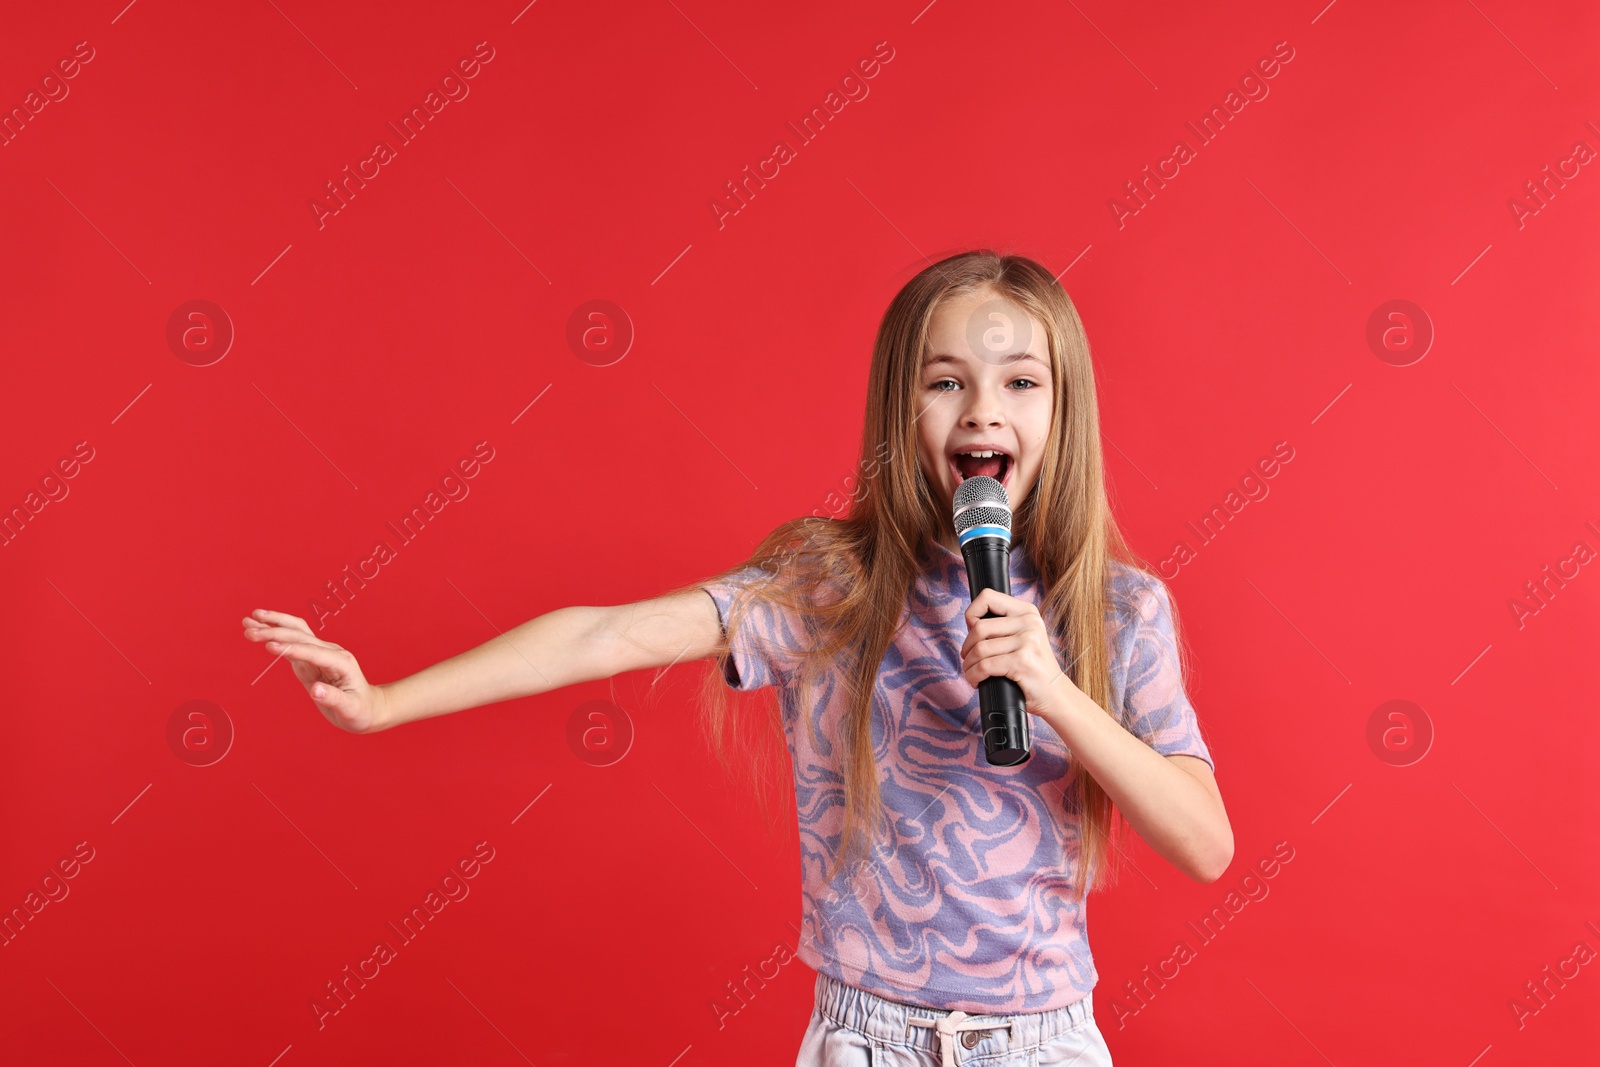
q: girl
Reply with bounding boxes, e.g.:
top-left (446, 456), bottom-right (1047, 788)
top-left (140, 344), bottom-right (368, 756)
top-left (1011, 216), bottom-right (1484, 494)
top-left (242, 250), bottom-right (1231, 1066)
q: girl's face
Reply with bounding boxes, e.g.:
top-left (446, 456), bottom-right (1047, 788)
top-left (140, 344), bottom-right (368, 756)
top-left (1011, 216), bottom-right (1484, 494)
top-left (915, 289), bottom-right (1054, 548)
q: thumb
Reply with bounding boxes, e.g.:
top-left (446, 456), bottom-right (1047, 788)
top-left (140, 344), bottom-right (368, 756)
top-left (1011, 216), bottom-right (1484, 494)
top-left (310, 680), bottom-right (351, 714)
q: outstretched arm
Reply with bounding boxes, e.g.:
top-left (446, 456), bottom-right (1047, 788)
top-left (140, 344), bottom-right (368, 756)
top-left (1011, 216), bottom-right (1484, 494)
top-left (379, 589), bottom-right (725, 729)
top-left (244, 588), bottom-right (724, 733)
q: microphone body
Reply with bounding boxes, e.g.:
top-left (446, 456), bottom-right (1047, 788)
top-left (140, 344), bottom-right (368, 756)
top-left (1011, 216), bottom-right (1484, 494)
top-left (961, 535), bottom-right (1031, 766)
top-left (950, 472), bottom-right (1030, 767)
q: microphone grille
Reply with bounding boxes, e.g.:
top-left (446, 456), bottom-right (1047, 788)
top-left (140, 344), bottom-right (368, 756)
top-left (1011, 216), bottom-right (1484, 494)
top-left (955, 505), bottom-right (1011, 536)
top-left (951, 475), bottom-right (1012, 541)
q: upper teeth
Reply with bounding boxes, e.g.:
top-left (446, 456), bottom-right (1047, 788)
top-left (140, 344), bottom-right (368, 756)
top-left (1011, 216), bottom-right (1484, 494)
top-left (961, 450), bottom-right (1002, 458)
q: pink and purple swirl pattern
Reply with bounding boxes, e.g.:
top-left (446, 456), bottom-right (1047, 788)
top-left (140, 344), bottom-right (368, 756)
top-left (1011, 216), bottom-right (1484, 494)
top-left (700, 538), bottom-right (1214, 1013)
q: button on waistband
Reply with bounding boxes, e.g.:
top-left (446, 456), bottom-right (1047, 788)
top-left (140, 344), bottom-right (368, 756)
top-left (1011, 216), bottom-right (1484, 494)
top-left (908, 1009), bottom-right (1009, 1066)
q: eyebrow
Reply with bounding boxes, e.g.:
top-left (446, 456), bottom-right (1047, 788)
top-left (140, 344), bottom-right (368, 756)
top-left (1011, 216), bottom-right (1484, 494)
top-left (923, 352), bottom-right (1049, 370)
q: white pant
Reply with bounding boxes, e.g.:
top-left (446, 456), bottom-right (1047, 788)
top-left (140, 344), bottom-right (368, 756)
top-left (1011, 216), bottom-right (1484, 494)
top-left (796, 972), bottom-right (1114, 1066)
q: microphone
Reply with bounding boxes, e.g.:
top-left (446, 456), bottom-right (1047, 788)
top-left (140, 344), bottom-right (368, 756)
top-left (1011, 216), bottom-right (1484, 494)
top-left (951, 475), bottom-right (1030, 766)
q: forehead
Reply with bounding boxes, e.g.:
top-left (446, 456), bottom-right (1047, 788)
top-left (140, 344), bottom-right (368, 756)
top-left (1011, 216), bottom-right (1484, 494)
top-left (923, 291), bottom-right (1051, 370)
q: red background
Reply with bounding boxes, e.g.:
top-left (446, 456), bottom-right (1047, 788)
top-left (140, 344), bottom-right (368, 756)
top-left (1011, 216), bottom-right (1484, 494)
top-left (3, 1), bottom-right (1597, 1064)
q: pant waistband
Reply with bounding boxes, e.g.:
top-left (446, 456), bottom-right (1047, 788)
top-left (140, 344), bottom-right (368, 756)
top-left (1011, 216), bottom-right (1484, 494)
top-left (812, 972), bottom-right (1096, 1063)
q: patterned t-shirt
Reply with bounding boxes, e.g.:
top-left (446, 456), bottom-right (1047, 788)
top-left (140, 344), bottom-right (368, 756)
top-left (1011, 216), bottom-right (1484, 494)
top-left (700, 536), bottom-right (1214, 1014)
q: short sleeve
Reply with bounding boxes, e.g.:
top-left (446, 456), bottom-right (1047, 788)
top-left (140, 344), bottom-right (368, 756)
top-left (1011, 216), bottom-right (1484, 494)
top-left (699, 565), bottom-right (812, 692)
top-left (1119, 576), bottom-right (1214, 771)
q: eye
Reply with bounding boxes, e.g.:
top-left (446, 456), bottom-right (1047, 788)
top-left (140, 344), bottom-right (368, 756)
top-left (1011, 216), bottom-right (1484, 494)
top-left (927, 377), bottom-right (1043, 393)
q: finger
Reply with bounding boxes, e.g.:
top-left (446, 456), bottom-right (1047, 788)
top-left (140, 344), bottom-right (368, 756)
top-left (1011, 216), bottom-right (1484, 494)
top-left (963, 616), bottom-right (1026, 651)
top-left (248, 609), bottom-right (315, 636)
top-left (964, 636), bottom-right (1021, 671)
top-left (270, 641), bottom-right (352, 681)
top-left (966, 589), bottom-right (1027, 626)
top-left (250, 625), bottom-right (342, 651)
top-left (965, 589), bottom-right (994, 626)
top-left (968, 650), bottom-right (1021, 686)
top-left (309, 680), bottom-right (354, 718)
top-left (246, 627), bottom-right (340, 652)
top-left (982, 635), bottom-right (1023, 657)
top-left (986, 590), bottom-right (1026, 613)
top-left (962, 613), bottom-right (1003, 652)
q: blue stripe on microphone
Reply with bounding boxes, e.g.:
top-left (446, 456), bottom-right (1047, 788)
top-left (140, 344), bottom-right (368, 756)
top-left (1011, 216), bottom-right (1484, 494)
top-left (957, 525), bottom-right (1011, 547)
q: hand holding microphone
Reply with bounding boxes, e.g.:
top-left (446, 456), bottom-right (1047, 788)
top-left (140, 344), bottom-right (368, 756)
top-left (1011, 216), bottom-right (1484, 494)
top-left (951, 475), bottom-right (1031, 766)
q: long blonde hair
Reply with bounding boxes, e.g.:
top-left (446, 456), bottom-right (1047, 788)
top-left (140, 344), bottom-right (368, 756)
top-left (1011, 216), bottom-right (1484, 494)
top-left (656, 250), bottom-right (1168, 903)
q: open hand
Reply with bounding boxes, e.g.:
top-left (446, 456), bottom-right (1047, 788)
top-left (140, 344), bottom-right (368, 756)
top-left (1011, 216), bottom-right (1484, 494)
top-left (241, 609), bottom-right (388, 733)
top-left (961, 589), bottom-right (1080, 721)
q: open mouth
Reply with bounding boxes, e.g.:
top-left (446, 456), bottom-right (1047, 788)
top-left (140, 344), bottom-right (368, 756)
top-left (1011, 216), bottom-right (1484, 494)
top-left (951, 449), bottom-right (1012, 488)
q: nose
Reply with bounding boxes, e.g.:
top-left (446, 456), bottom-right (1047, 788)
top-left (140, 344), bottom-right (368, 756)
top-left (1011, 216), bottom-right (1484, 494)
top-left (959, 379), bottom-right (1006, 429)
